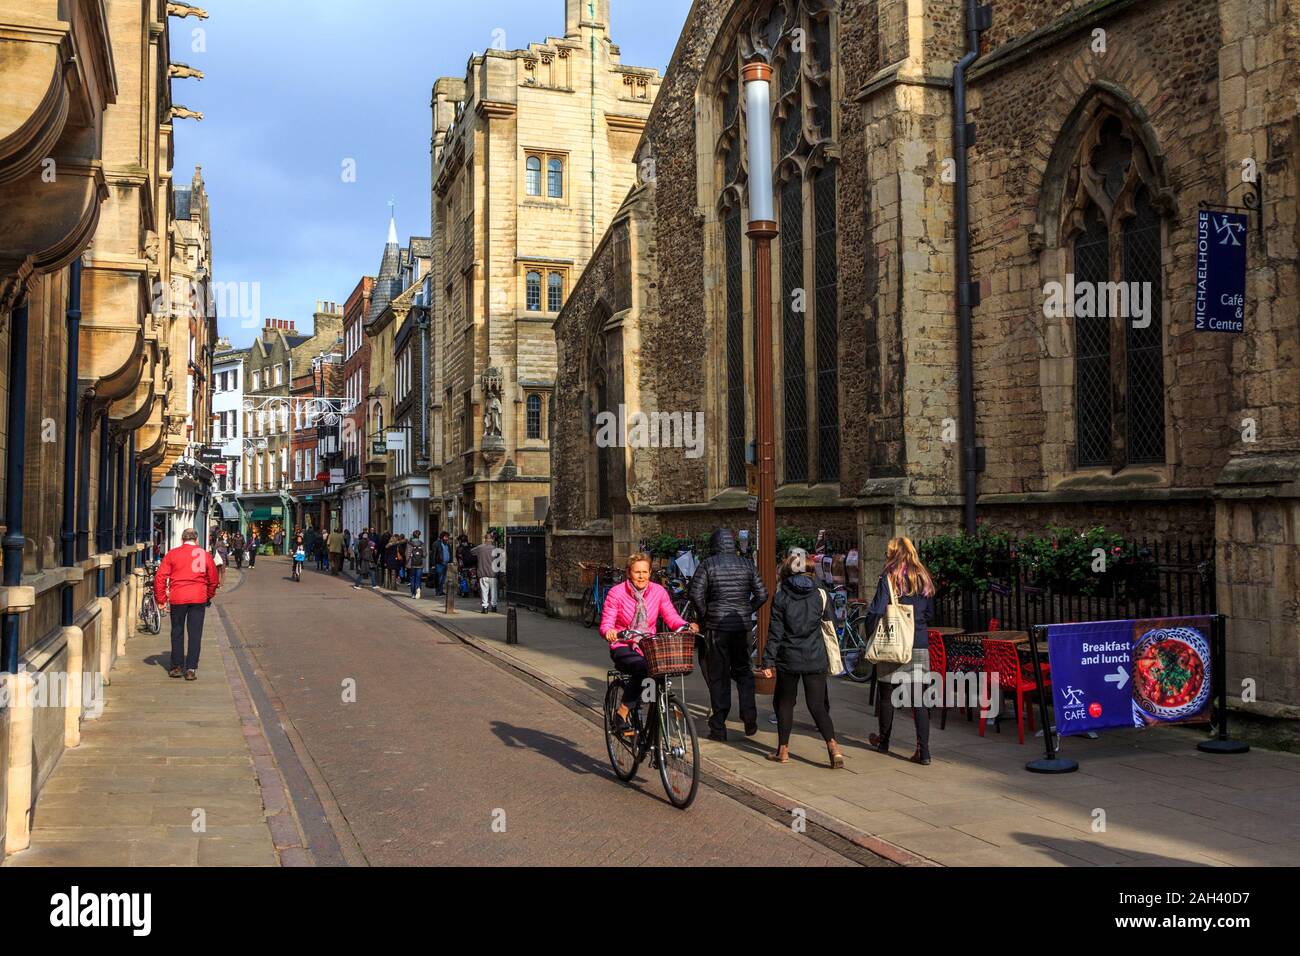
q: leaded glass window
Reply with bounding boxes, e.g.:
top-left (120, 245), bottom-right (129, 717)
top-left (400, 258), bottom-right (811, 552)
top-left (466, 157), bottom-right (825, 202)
top-left (526, 156), bottom-right (541, 196)
top-left (548, 158), bottom-right (564, 198)
top-left (527, 394), bottom-right (542, 439)
top-left (547, 271), bottom-right (564, 312)
top-left (1064, 108), bottom-right (1167, 469)
top-left (725, 207), bottom-right (746, 488)
top-left (526, 271), bottom-right (541, 311)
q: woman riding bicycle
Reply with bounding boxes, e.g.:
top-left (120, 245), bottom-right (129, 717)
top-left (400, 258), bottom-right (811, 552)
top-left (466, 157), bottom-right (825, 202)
top-left (601, 552), bottom-right (699, 736)
top-left (292, 533), bottom-right (306, 581)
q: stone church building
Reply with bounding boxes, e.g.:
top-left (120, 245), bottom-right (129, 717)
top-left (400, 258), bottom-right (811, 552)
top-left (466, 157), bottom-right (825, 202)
top-left (549, 0), bottom-right (1300, 710)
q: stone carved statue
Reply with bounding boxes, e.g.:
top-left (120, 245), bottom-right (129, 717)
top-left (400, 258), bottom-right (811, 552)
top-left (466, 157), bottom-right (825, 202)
top-left (482, 367), bottom-right (504, 438)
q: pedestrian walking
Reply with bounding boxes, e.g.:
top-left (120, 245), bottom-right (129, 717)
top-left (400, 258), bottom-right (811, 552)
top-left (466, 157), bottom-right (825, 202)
top-left (687, 527), bottom-right (769, 741)
top-left (432, 531), bottom-right (452, 596)
top-left (406, 531), bottom-right (427, 598)
top-left (248, 530), bottom-right (258, 568)
top-left (153, 528), bottom-right (219, 681)
top-left (471, 533), bottom-right (498, 612)
top-left (214, 533), bottom-right (229, 585)
top-left (343, 528), bottom-right (353, 570)
top-left (860, 536), bottom-right (936, 765)
top-left (456, 534), bottom-right (474, 596)
top-left (328, 526), bottom-right (345, 575)
top-left (757, 549), bottom-right (844, 768)
top-left (231, 531), bottom-right (245, 569)
top-left (352, 532), bottom-right (377, 590)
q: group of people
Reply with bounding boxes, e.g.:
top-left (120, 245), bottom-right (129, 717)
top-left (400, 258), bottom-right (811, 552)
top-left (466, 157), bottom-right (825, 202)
top-left (342, 527), bottom-right (431, 597)
top-left (209, 529), bottom-right (259, 583)
top-left (600, 533), bottom-right (936, 766)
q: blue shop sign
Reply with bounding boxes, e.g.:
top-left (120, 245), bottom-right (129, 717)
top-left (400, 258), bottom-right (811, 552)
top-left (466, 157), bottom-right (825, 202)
top-left (1194, 210), bottom-right (1247, 333)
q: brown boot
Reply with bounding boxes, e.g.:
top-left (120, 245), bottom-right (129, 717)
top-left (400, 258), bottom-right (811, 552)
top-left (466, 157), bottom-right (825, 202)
top-left (909, 744), bottom-right (931, 765)
top-left (827, 741), bottom-right (845, 769)
top-left (868, 733), bottom-right (889, 754)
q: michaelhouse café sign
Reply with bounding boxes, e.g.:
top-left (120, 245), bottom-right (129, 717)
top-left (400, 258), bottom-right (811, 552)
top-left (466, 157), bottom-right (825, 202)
top-left (1194, 209), bottom-right (1248, 333)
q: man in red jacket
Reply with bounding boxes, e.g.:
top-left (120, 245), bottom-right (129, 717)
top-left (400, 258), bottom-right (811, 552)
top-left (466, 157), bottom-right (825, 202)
top-left (154, 528), bottom-right (220, 680)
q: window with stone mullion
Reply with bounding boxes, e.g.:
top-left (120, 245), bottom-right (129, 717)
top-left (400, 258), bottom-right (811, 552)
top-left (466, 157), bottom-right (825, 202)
top-left (1123, 190), bottom-right (1165, 464)
top-left (813, 165), bottom-right (839, 483)
top-left (781, 177), bottom-right (808, 483)
top-left (724, 206), bottom-right (747, 488)
top-left (1073, 209), bottom-right (1111, 467)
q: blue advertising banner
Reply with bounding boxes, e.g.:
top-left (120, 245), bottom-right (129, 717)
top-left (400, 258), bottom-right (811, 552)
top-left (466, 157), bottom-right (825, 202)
top-left (1046, 617), bottom-right (1214, 736)
top-left (1194, 210), bottom-right (1248, 333)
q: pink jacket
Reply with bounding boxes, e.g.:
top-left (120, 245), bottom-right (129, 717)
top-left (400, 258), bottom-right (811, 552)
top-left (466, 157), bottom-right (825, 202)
top-left (600, 580), bottom-right (688, 654)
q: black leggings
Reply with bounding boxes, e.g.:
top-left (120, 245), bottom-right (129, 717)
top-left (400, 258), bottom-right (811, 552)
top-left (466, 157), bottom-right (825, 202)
top-left (877, 680), bottom-right (931, 757)
top-left (773, 671), bottom-right (836, 746)
top-left (610, 646), bottom-right (648, 709)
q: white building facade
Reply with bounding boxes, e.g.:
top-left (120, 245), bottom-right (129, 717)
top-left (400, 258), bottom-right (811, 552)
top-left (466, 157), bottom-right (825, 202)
top-left (213, 342), bottom-right (249, 531)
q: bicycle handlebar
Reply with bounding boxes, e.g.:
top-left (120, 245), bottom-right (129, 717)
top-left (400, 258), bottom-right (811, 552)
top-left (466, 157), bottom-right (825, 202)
top-left (616, 625), bottom-right (691, 642)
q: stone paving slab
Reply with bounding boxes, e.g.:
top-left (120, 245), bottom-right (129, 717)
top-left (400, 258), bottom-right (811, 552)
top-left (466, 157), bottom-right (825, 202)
top-left (3, 590), bottom-right (280, 868)
top-left (419, 594), bottom-right (1300, 866)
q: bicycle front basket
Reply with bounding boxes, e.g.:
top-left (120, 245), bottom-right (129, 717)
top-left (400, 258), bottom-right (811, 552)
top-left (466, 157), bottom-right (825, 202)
top-left (643, 632), bottom-right (695, 677)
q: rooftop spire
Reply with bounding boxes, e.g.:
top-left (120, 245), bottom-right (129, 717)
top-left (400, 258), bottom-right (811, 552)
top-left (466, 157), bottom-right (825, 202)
top-left (386, 200), bottom-right (398, 245)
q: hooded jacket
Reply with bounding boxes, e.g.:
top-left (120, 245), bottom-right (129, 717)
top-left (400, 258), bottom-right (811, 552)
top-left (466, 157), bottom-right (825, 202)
top-left (687, 528), bottom-right (769, 632)
top-left (761, 574), bottom-right (831, 674)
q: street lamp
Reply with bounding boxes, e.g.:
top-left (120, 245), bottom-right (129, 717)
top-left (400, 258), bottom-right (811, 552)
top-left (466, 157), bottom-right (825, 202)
top-left (742, 57), bottom-right (779, 687)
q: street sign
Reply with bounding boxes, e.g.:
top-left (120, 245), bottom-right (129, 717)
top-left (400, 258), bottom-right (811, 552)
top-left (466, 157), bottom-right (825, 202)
top-left (1194, 209), bottom-right (1248, 333)
top-left (212, 463), bottom-right (228, 476)
top-left (746, 463), bottom-right (759, 497)
top-left (371, 440), bottom-right (386, 456)
top-left (198, 446), bottom-right (224, 464)
top-left (746, 495), bottom-right (758, 512)
top-left (329, 468), bottom-right (343, 485)
top-left (385, 430), bottom-right (407, 451)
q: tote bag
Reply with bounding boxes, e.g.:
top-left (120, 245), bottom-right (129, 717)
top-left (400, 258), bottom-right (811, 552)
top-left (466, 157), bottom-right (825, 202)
top-left (864, 575), bottom-right (914, 665)
top-left (818, 590), bottom-right (843, 675)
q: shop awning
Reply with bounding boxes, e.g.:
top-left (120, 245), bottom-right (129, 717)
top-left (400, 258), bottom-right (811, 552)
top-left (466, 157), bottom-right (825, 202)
top-left (248, 508), bottom-right (277, 520)
top-left (220, 502), bottom-right (241, 520)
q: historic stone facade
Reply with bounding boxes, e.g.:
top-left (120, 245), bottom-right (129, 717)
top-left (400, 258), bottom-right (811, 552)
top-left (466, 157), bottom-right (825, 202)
top-left (0, 0), bottom-right (212, 855)
top-left (549, 0), bottom-right (1300, 711)
top-left (426, 0), bottom-right (662, 542)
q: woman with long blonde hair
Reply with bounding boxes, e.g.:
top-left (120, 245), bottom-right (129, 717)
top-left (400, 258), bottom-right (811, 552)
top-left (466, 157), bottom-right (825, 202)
top-left (861, 536), bottom-right (936, 764)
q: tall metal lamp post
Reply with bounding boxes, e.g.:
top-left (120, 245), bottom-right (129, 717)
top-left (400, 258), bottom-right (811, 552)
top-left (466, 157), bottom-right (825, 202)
top-left (742, 58), bottom-right (779, 689)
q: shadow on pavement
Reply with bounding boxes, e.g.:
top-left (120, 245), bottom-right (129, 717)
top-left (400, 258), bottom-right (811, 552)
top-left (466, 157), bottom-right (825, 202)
top-left (489, 720), bottom-right (608, 778)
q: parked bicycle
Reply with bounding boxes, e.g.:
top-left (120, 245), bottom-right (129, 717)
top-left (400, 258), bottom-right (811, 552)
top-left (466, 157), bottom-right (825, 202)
top-left (139, 562), bottom-right (162, 634)
top-left (579, 561), bottom-right (624, 629)
top-left (603, 627), bottom-right (700, 809)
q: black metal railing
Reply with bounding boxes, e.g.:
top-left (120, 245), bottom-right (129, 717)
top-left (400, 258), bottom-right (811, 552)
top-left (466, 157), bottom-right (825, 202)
top-left (931, 538), bottom-right (1216, 632)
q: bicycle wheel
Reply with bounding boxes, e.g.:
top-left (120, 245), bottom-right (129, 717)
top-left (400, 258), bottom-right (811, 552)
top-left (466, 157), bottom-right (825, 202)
top-left (581, 586), bottom-right (597, 628)
top-left (841, 612), bottom-right (872, 683)
top-left (603, 681), bottom-right (639, 781)
top-left (657, 693), bottom-right (699, 809)
top-left (144, 597), bottom-right (161, 635)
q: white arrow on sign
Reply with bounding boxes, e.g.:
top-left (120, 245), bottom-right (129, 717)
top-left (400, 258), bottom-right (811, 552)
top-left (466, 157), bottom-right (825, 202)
top-left (1103, 666), bottom-right (1129, 690)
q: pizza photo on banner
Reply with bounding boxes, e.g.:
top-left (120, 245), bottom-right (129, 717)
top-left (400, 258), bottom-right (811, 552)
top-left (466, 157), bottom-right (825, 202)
top-left (1045, 616), bottom-right (1214, 737)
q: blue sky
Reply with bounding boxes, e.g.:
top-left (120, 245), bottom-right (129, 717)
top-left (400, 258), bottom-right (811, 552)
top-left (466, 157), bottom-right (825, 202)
top-left (171, 0), bottom-right (693, 348)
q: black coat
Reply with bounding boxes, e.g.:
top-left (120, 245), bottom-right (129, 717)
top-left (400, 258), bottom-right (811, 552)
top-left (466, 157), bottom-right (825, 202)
top-left (762, 575), bottom-right (832, 674)
top-left (687, 529), bottom-right (768, 632)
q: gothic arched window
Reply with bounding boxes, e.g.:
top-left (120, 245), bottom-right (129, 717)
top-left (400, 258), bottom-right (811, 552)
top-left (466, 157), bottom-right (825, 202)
top-left (713, 0), bottom-right (839, 488)
top-left (1063, 111), bottom-right (1166, 468)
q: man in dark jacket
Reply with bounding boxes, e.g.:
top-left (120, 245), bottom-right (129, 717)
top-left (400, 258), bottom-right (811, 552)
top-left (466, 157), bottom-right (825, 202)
top-left (688, 528), bottom-right (769, 741)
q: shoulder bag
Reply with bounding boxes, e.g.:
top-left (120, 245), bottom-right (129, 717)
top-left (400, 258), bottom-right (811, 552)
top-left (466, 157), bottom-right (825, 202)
top-left (818, 589), bottom-right (843, 675)
top-left (864, 575), bottom-right (914, 665)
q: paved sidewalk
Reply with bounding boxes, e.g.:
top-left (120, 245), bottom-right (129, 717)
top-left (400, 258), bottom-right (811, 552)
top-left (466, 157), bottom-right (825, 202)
top-left (3, 575), bottom-right (280, 867)
top-left (407, 594), bottom-right (1300, 866)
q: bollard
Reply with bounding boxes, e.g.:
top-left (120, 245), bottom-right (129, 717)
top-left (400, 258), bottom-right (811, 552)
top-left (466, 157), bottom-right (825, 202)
top-left (445, 562), bottom-right (456, 615)
top-left (506, 604), bottom-right (518, 645)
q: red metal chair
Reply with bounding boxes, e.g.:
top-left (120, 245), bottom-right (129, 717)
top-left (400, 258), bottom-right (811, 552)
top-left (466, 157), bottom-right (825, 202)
top-left (928, 630), bottom-right (951, 730)
top-left (979, 638), bottom-right (1051, 745)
